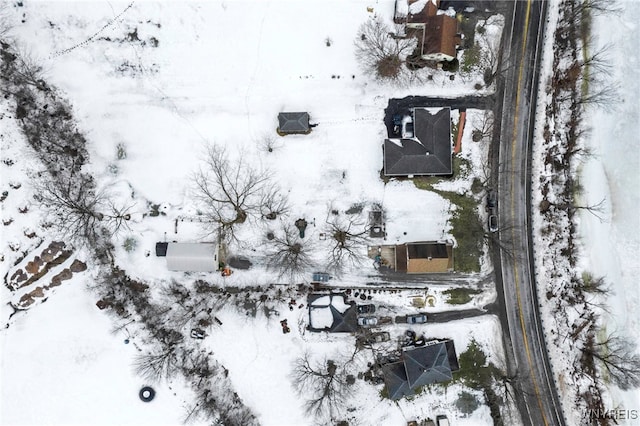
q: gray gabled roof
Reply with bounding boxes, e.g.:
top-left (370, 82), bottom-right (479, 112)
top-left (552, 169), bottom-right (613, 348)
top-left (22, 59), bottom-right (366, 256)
top-left (329, 304), bottom-right (358, 333)
top-left (384, 107), bottom-right (452, 176)
top-left (404, 343), bottom-right (453, 389)
top-left (382, 361), bottom-right (412, 399)
top-left (382, 339), bottom-right (458, 400)
top-left (278, 112), bottom-right (310, 133)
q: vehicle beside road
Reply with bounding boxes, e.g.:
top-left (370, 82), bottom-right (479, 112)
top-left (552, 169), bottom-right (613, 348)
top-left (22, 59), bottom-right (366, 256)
top-left (488, 214), bottom-right (498, 233)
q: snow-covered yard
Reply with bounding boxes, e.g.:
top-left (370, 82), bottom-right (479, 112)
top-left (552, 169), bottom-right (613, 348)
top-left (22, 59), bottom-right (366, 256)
top-left (1, 1), bottom-right (509, 425)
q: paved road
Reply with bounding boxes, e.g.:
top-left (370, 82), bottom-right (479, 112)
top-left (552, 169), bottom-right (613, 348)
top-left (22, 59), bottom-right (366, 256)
top-left (493, 1), bottom-right (566, 425)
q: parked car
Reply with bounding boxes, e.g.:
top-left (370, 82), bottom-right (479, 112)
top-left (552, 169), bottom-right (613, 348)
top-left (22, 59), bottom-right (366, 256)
top-left (486, 189), bottom-right (497, 211)
top-left (357, 331), bottom-right (391, 345)
top-left (402, 116), bottom-right (414, 138)
top-left (436, 414), bottom-right (450, 426)
top-left (190, 328), bottom-right (206, 339)
top-left (488, 214), bottom-right (498, 233)
top-left (311, 272), bottom-right (331, 282)
top-left (406, 314), bottom-right (428, 324)
top-left (357, 304), bottom-right (376, 314)
top-left (357, 316), bottom-right (378, 327)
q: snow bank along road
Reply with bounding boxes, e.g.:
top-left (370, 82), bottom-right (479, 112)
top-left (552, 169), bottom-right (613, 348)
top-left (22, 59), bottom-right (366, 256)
top-left (494, 1), bottom-right (565, 426)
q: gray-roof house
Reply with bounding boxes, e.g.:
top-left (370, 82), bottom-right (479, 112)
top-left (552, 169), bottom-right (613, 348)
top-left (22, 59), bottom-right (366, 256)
top-left (277, 112), bottom-right (311, 135)
top-left (384, 107), bottom-right (452, 176)
top-left (382, 339), bottom-right (459, 399)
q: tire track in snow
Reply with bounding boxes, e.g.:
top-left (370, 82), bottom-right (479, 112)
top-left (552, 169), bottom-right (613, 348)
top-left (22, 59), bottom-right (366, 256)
top-left (244, 3), bottom-right (270, 141)
top-left (106, 1), bottom-right (210, 145)
top-left (49, 1), bottom-right (135, 59)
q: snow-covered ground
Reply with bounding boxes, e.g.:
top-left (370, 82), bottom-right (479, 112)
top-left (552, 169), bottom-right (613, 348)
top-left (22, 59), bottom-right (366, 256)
top-left (1, 1), bottom-right (506, 425)
top-left (0, 275), bottom-right (190, 425)
top-left (578, 1), bottom-right (640, 417)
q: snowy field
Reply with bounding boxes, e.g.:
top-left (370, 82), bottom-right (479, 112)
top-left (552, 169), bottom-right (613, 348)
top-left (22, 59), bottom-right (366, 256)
top-left (0, 1), bottom-right (505, 425)
top-left (578, 1), bottom-right (640, 418)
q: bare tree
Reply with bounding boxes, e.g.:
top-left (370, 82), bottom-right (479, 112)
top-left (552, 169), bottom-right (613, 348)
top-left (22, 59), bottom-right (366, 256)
top-left (266, 224), bottom-right (315, 281)
top-left (260, 186), bottom-right (289, 220)
top-left (11, 48), bottom-right (49, 90)
top-left (577, 273), bottom-right (610, 295)
top-left (133, 347), bottom-right (180, 382)
top-left (576, 82), bottom-right (619, 111)
top-left (472, 110), bottom-right (494, 142)
top-left (566, 0), bottom-right (622, 22)
top-left (0, 3), bottom-right (13, 38)
top-left (193, 144), bottom-right (283, 242)
top-left (35, 176), bottom-right (104, 243)
top-left (577, 41), bottom-right (613, 75)
top-left (554, 197), bottom-right (607, 222)
top-left (581, 332), bottom-right (640, 391)
top-left (354, 15), bottom-right (416, 81)
top-left (324, 207), bottom-right (369, 273)
top-left (34, 172), bottom-right (132, 245)
top-left (290, 352), bottom-right (354, 420)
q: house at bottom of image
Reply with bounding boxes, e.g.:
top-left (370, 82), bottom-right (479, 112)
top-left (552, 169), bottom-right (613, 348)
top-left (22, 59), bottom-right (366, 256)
top-left (382, 339), bottom-right (459, 400)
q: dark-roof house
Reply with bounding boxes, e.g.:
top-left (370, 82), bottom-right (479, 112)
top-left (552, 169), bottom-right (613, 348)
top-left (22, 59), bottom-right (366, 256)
top-left (384, 107), bottom-right (452, 176)
top-left (383, 339), bottom-right (459, 400)
top-left (307, 293), bottom-right (358, 333)
top-left (277, 112), bottom-right (311, 135)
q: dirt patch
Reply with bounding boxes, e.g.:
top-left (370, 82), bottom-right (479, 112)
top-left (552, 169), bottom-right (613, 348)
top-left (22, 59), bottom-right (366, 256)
top-left (50, 268), bottom-right (72, 287)
top-left (70, 259), bottom-right (87, 272)
top-left (25, 256), bottom-right (44, 274)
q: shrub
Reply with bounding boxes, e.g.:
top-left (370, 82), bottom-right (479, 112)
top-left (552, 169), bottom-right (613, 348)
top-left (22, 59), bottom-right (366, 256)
top-left (443, 287), bottom-right (481, 304)
top-left (441, 58), bottom-right (459, 72)
top-left (456, 390), bottom-right (480, 415)
top-left (377, 54), bottom-right (402, 79)
top-left (116, 143), bottom-right (127, 160)
top-left (123, 237), bottom-right (137, 252)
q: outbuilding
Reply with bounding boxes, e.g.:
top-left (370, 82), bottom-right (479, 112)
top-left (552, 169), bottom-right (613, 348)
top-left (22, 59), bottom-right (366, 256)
top-left (165, 243), bottom-right (220, 272)
top-left (277, 112), bottom-right (311, 135)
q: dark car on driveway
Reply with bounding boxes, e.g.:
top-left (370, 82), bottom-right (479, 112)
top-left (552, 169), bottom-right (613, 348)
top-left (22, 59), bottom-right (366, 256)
top-left (406, 314), bottom-right (428, 324)
top-left (357, 304), bottom-right (376, 314)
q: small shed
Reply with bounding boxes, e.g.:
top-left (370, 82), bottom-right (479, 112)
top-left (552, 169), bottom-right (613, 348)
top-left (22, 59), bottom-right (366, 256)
top-left (277, 112), bottom-right (310, 135)
top-left (166, 243), bottom-right (220, 272)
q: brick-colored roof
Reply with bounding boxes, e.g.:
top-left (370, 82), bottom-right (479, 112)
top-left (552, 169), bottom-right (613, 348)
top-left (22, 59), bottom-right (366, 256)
top-left (422, 14), bottom-right (458, 58)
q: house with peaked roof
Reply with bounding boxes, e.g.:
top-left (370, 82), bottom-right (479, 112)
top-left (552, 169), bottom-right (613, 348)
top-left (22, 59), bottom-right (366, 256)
top-left (277, 112), bottom-right (311, 135)
top-left (394, 0), bottom-right (460, 62)
top-left (384, 107), bottom-right (453, 177)
top-left (307, 293), bottom-right (358, 333)
top-left (382, 339), bottom-right (459, 400)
